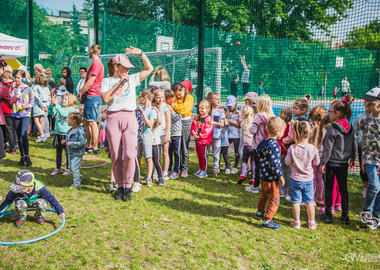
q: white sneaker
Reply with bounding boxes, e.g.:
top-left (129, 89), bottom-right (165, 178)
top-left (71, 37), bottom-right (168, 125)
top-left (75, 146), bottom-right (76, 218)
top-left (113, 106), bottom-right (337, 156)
top-left (220, 166), bottom-right (226, 171)
top-left (132, 182), bottom-right (142, 193)
top-left (44, 133), bottom-right (51, 139)
top-left (231, 168), bottom-right (238, 174)
top-left (224, 168), bottom-right (231, 175)
top-left (181, 171), bottom-right (188, 178)
top-left (51, 168), bottom-right (62, 176)
top-left (170, 172), bottom-right (179, 179)
top-left (245, 185), bottom-right (260, 193)
top-left (35, 136), bottom-right (45, 143)
top-left (62, 169), bottom-right (71, 176)
top-left (163, 174), bottom-right (170, 181)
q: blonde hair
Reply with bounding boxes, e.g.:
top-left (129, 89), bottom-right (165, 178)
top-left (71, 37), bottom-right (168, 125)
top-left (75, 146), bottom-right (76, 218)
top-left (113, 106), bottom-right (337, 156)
top-left (63, 93), bottom-right (77, 108)
top-left (219, 106), bottom-right (228, 119)
top-left (0, 70), bottom-right (12, 80)
top-left (266, 117), bottom-right (286, 136)
top-left (139, 89), bottom-right (154, 101)
top-left (90, 44), bottom-right (101, 55)
top-left (34, 63), bottom-right (44, 74)
top-left (294, 121), bottom-right (314, 147)
top-left (309, 106), bottom-right (326, 146)
top-left (59, 78), bottom-right (66, 86)
top-left (199, 99), bottom-right (211, 111)
top-left (34, 73), bottom-right (48, 87)
top-left (206, 92), bottom-right (219, 101)
top-left (155, 66), bottom-right (170, 83)
top-left (279, 107), bottom-right (293, 124)
top-left (241, 106), bottom-right (254, 126)
top-left (152, 87), bottom-right (165, 109)
top-left (256, 94), bottom-right (274, 117)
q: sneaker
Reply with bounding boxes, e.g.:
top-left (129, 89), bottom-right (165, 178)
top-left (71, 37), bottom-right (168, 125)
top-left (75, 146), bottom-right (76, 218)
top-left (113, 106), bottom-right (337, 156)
top-left (316, 199), bottom-right (325, 207)
top-left (170, 172), bottom-right (179, 180)
top-left (114, 187), bottom-right (124, 200)
top-left (109, 182), bottom-right (117, 193)
top-left (62, 169), bottom-right (71, 176)
top-left (198, 171), bottom-right (208, 178)
top-left (340, 216), bottom-right (350, 225)
top-left (369, 217), bottom-right (380, 230)
top-left (146, 178), bottom-right (153, 187)
top-left (36, 216), bottom-right (45, 225)
top-left (360, 211), bottom-right (373, 225)
top-left (51, 168), bottom-right (63, 176)
top-left (122, 188), bottom-right (132, 201)
top-left (331, 208), bottom-right (335, 215)
top-left (50, 130), bottom-right (56, 135)
top-left (280, 189), bottom-right (287, 198)
top-left (8, 147), bottom-right (17, 154)
top-left (255, 210), bottom-right (265, 220)
top-left (210, 170), bottom-right (218, 178)
top-left (224, 168), bottom-right (231, 175)
top-left (362, 188), bottom-right (367, 198)
top-left (15, 218), bottom-right (25, 227)
top-left (35, 136), bottom-right (45, 143)
top-left (237, 175), bottom-right (245, 185)
top-left (335, 203), bottom-right (342, 211)
top-left (25, 156), bottom-right (32, 167)
top-left (249, 179), bottom-right (255, 185)
top-left (285, 195), bottom-right (291, 202)
top-left (318, 207), bottom-right (325, 213)
top-left (220, 166), bottom-right (226, 171)
top-left (158, 178), bottom-right (165, 186)
top-left (132, 182), bottom-right (142, 193)
top-left (318, 213), bottom-right (333, 223)
top-left (181, 171), bottom-right (188, 178)
top-left (140, 177), bottom-right (147, 184)
top-left (18, 156), bottom-right (25, 166)
top-left (308, 221), bottom-right (317, 230)
top-left (194, 170), bottom-right (202, 177)
top-left (262, 220), bottom-right (281, 230)
top-left (163, 174), bottom-right (169, 181)
top-left (231, 168), bottom-right (238, 174)
top-left (44, 133), bottom-right (51, 138)
top-left (153, 172), bottom-right (158, 181)
top-left (245, 185), bottom-right (260, 193)
top-left (70, 183), bottom-right (81, 189)
top-left (290, 220), bottom-right (301, 230)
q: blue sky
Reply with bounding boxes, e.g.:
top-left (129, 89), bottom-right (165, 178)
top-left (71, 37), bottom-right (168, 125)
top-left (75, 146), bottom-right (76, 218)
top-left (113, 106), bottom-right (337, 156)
top-left (36, 0), bottom-right (86, 15)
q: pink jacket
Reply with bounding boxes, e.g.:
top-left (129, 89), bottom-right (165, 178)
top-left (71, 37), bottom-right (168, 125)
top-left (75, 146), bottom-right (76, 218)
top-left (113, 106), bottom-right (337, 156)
top-left (191, 116), bottom-right (213, 145)
top-left (249, 112), bottom-right (268, 149)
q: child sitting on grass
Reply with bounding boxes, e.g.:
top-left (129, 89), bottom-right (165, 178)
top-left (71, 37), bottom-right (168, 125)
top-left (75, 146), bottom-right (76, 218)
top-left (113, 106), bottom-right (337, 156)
top-left (0, 170), bottom-right (64, 227)
top-left (255, 117), bottom-right (286, 230)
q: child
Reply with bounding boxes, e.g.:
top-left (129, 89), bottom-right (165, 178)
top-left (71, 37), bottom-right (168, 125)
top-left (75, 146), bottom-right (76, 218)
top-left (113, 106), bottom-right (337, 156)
top-left (56, 78), bottom-right (68, 105)
top-left (342, 94), bottom-right (354, 121)
top-left (32, 74), bottom-right (51, 143)
top-left (207, 92), bottom-right (225, 177)
top-left (254, 117), bottom-right (286, 230)
top-left (247, 94), bottom-right (275, 193)
top-left (333, 87), bottom-right (339, 99)
top-left (243, 92), bottom-right (258, 112)
top-left (172, 82), bottom-right (194, 178)
top-left (64, 112), bottom-right (86, 189)
top-left (1, 71), bottom-right (17, 154)
top-left (359, 87), bottom-right (380, 230)
top-left (148, 66), bottom-right (171, 90)
top-left (319, 100), bottom-right (356, 225)
top-left (165, 89), bottom-right (182, 180)
top-left (285, 121), bottom-right (320, 230)
top-left (0, 170), bottom-right (64, 227)
top-left (191, 100), bottom-right (213, 178)
top-left (219, 107), bottom-right (231, 174)
top-left (309, 106), bottom-right (326, 206)
top-left (283, 98), bottom-right (310, 146)
top-left (50, 93), bottom-right (77, 176)
top-left (153, 88), bottom-right (171, 181)
top-left (237, 106), bottom-right (254, 184)
top-left (278, 107), bottom-right (293, 198)
top-left (138, 89), bottom-right (158, 188)
top-left (131, 104), bottom-right (145, 193)
top-left (151, 97), bottom-right (164, 186)
top-left (225, 95), bottom-right (240, 174)
top-left (353, 105), bottom-right (370, 198)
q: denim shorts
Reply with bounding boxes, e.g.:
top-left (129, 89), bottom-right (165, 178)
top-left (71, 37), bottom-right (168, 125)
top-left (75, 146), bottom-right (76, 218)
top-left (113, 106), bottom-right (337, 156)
top-left (83, 96), bottom-right (101, 122)
top-left (290, 179), bottom-right (314, 204)
top-left (137, 133), bottom-right (153, 159)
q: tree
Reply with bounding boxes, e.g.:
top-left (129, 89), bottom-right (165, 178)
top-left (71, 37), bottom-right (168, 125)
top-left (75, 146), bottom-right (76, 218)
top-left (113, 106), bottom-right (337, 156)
top-left (344, 20), bottom-right (380, 50)
top-left (70, 4), bottom-right (87, 54)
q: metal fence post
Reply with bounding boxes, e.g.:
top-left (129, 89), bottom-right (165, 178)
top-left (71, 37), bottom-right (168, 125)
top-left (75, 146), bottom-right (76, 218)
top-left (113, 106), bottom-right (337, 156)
top-left (197, 0), bottom-right (205, 109)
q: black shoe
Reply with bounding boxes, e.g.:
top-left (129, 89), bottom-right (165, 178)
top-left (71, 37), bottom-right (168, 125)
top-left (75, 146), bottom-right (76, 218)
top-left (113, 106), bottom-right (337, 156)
top-left (17, 156), bottom-right (25, 166)
top-left (122, 188), bottom-right (132, 201)
top-left (92, 149), bottom-right (100, 155)
top-left (318, 213), bottom-right (333, 223)
top-left (114, 187), bottom-right (124, 200)
top-left (340, 216), bottom-right (350, 225)
top-left (25, 156), bottom-right (32, 166)
top-left (4, 144), bottom-right (10, 151)
top-left (36, 216), bottom-right (45, 225)
top-left (15, 218), bottom-right (25, 227)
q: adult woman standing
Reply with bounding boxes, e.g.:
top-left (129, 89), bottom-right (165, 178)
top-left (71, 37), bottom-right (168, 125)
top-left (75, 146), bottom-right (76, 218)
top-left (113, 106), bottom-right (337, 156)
top-left (12, 69), bottom-right (34, 166)
top-left (62, 67), bottom-right (74, 94)
top-left (101, 47), bottom-right (153, 201)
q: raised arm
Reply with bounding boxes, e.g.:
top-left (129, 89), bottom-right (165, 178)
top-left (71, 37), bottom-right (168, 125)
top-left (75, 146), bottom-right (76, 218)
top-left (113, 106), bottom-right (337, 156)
top-left (125, 46), bottom-right (153, 82)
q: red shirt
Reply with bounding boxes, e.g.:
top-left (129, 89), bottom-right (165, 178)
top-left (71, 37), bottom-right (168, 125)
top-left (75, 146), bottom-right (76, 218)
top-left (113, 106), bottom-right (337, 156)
top-left (278, 123), bottom-right (290, 155)
top-left (1, 82), bottom-right (13, 115)
top-left (85, 59), bottom-right (104, 97)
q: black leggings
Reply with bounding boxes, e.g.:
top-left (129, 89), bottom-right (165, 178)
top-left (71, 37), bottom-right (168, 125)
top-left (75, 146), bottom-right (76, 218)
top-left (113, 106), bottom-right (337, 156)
top-left (14, 117), bottom-right (30, 157)
top-left (151, 144), bottom-right (163, 179)
top-left (134, 158), bottom-right (140, 183)
top-left (56, 147), bottom-right (68, 169)
top-left (228, 138), bottom-right (240, 169)
top-left (325, 163), bottom-right (349, 217)
top-left (220, 146), bottom-right (231, 169)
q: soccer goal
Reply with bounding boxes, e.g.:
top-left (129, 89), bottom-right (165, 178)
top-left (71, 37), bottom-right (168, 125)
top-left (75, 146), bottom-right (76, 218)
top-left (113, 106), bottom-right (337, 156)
top-left (69, 47), bottom-right (222, 94)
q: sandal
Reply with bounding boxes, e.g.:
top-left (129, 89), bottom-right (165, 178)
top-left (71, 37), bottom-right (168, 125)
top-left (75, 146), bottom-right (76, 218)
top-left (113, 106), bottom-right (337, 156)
top-left (86, 148), bottom-right (93, 155)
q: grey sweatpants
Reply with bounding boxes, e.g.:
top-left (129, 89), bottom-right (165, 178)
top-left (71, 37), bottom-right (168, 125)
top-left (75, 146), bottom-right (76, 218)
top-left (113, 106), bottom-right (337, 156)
top-left (280, 155), bottom-right (291, 191)
top-left (207, 138), bottom-right (221, 172)
top-left (15, 198), bottom-right (47, 220)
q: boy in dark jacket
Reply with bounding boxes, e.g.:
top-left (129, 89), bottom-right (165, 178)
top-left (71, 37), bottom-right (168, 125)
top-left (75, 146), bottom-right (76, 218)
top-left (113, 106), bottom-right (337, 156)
top-left (0, 170), bottom-right (65, 227)
top-left (254, 117), bottom-right (286, 230)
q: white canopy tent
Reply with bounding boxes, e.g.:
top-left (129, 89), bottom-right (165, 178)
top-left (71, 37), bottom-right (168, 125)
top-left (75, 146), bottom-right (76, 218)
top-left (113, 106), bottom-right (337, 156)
top-left (0, 33), bottom-right (28, 64)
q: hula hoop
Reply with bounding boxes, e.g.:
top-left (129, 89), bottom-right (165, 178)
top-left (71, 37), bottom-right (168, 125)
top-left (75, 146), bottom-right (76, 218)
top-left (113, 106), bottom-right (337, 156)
top-left (0, 209), bottom-right (65, 246)
top-left (62, 158), bottom-right (108, 169)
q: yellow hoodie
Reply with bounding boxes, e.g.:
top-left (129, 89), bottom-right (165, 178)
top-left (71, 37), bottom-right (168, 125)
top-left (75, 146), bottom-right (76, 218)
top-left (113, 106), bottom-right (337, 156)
top-left (173, 95), bottom-right (194, 118)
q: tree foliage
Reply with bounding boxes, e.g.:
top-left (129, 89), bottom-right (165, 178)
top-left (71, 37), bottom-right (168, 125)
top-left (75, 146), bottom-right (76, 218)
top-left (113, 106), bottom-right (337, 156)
top-left (344, 20), bottom-right (380, 50)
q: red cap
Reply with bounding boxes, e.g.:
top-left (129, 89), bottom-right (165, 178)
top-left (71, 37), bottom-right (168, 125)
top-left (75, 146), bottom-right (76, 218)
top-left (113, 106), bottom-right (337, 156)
top-left (181, 80), bottom-right (192, 94)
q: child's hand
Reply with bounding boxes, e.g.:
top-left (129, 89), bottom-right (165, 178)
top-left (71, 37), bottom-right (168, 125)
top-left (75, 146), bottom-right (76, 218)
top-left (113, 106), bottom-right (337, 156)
top-left (138, 106), bottom-right (144, 114)
top-left (21, 104), bottom-right (30, 109)
top-left (60, 213), bottom-right (65, 218)
top-left (193, 114), bottom-right (199, 121)
top-left (66, 142), bottom-right (71, 146)
top-left (61, 140), bottom-right (65, 145)
top-left (279, 176), bottom-right (285, 187)
top-left (163, 134), bottom-right (170, 144)
top-left (51, 95), bottom-right (58, 106)
top-left (209, 120), bottom-right (216, 126)
top-left (319, 165), bottom-right (326, 174)
top-left (349, 159), bottom-right (355, 168)
top-left (42, 106), bottom-right (48, 111)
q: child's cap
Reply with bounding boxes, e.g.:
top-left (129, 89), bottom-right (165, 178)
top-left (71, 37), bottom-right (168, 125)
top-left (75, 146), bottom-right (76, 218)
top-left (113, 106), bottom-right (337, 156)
top-left (225, 95), bottom-right (237, 106)
top-left (362, 87), bottom-right (380, 101)
top-left (243, 92), bottom-right (258, 100)
top-left (181, 80), bottom-right (192, 93)
top-left (9, 170), bottom-right (35, 193)
top-left (112, 54), bottom-right (135, 69)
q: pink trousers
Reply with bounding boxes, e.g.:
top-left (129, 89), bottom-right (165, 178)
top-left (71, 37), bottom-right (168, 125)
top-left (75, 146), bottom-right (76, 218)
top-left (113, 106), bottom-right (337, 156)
top-left (105, 111), bottom-right (138, 189)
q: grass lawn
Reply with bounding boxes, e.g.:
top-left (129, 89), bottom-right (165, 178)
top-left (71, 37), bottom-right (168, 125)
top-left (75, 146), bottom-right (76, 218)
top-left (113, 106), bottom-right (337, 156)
top-left (0, 138), bottom-right (379, 269)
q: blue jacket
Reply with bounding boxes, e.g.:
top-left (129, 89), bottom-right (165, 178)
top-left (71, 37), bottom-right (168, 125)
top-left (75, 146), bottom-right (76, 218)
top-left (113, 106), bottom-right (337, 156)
top-left (257, 138), bottom-right (283, 182)
top-left (66, 126), bottom-right (86, 157)
top-left (0, 180), bottom-right (64, 215)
